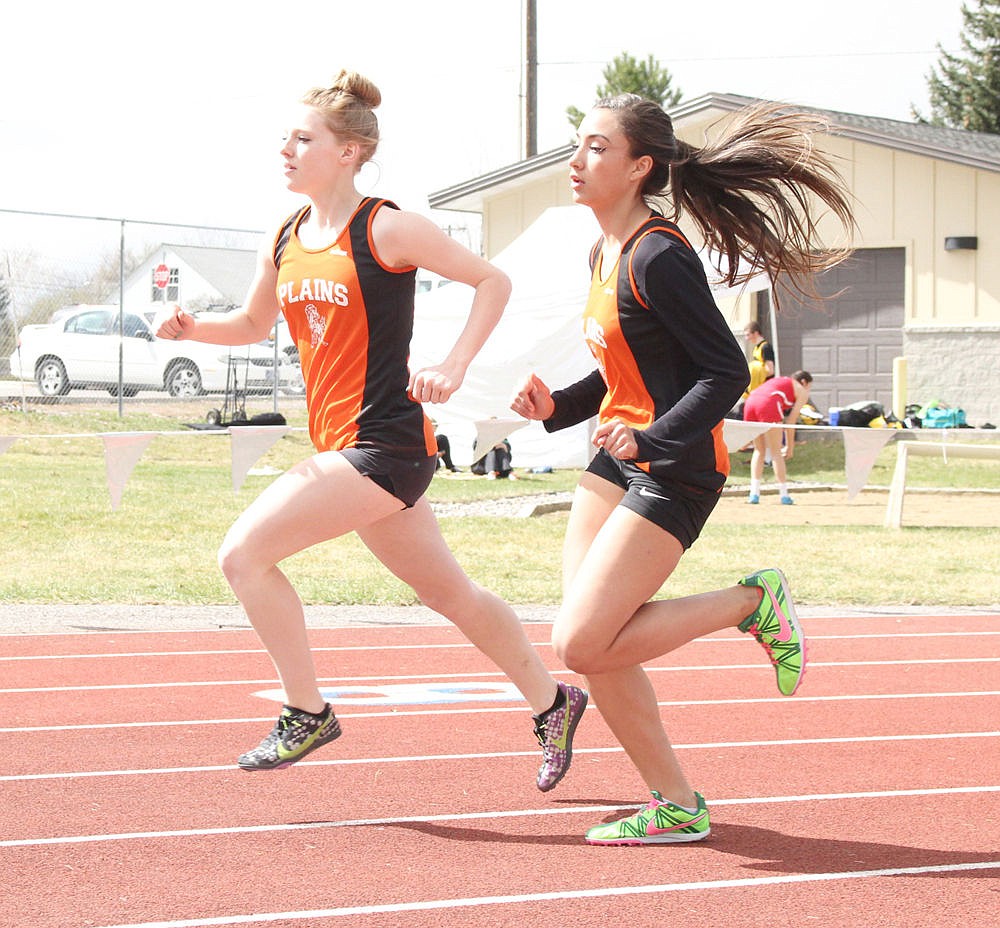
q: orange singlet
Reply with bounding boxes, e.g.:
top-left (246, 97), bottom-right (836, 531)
top-left (273, 198), bottom-right (436, 459)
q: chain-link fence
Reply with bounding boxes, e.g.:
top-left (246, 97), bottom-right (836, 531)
top-left (0, 207), bottom-right (306, 420)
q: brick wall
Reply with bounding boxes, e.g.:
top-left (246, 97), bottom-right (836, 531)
top-left (904, 327), bottom-right (1000, 427)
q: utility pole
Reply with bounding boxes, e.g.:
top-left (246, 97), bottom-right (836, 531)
top-left (523, 0), bottom-right (537, 159)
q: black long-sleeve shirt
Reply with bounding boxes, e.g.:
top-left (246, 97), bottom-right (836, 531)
top-left (545, 216), bottom-right (749, 491)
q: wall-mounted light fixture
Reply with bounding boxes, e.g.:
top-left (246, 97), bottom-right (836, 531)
top-left (944, 236), bottom-right (978, 251)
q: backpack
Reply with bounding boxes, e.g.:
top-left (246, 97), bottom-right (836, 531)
top-left (921, 404), bottom-right (967, 429)
top-left (836, 401), bottom-right (885, 428)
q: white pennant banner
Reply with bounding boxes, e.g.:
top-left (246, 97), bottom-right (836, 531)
top-left (842, 427), bottom-right (897, 499)
top-left (473, 417), bottom-right (530, 456)
top-left (721, 419), bottom-right (772, 452)
top-left (0, 436), bottom-right (18, 456)
top-left (101, 432), bottom-right (157, 511)
top-left (229, 425), bottom-right (291, 492)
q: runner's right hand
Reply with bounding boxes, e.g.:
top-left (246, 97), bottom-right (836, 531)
top-left (511, 373), bottom-right (555, 421)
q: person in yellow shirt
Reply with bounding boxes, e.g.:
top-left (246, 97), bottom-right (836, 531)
top-left (742, 320), bottom-right (775, 400)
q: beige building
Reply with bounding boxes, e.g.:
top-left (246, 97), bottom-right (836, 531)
top-left (430, 93), bottom-right (1000, 426)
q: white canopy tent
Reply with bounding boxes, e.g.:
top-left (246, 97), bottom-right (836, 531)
top-left (410, 206), bottom-right (769, 469)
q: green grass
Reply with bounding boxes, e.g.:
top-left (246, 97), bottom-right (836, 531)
top-left (747, 432), bottom-right (1000, 490)
top-left (2, 406), bottom-right (999, 606)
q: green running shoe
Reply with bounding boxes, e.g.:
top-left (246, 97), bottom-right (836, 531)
top-left (238, 703), bottom-right (341, 770)
top-left (586, 791), bottom-right (711, 845)
top-left (738, 567), bottom-right (806, 696)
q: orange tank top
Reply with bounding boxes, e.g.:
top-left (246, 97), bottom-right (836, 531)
top-left (273, 198), bottom-right (436, 458)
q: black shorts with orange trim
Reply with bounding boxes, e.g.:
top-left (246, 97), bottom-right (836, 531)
top-left (585, 448), bottom-right (720, 549)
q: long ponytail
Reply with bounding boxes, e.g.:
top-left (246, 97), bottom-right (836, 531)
top-left (598, 96), bottom-right (856, 299)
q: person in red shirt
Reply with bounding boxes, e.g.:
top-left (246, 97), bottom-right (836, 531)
top-left (512, 95), bottom-right (854, 844)
top-left (156, 69), bottom-right (586, 791)
top-left (743, 370), bottom-right (814, 504)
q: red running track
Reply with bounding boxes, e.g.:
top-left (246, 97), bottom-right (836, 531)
top-left (2, 612), bottom-right (999, 928)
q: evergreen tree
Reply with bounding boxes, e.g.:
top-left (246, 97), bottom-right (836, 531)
top-left (567, 52), bottom-right (682, 131)
top-left (917, 0), bottom-right (1000, 132)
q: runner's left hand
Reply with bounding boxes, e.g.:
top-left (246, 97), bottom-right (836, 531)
top-left (409, 362), bottom-right (464, 405)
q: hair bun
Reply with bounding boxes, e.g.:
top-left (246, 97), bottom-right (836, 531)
top-left (330, 68), bottom-right (381, 109)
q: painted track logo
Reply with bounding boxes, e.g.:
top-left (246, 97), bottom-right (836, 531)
top-left (254, 682), bottom-right (525, 707)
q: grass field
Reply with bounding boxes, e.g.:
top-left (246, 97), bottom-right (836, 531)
top-left (2, 403), bottom-right (998, 607)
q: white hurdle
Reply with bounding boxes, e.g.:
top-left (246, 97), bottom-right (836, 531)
top-left (884, 439), bottom-right (1000, 528)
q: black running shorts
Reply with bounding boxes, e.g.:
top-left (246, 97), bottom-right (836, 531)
top-left (340, 446), bottom-right (437, 509)
top-left (585, 448), bottom-right (721, 549)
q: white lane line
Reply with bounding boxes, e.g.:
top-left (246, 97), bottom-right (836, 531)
top-left (4, 629), bottom-right (1000, 662)
top-left (5, 785), bottom-right (999, 849)
top-left (3, 690), bottom-right (1000, 733)
top-left (4, 656), bottom-right (1000, 695)
top-left (803, 630), bottom-right (1000, 638)
top-left (3, 731), bottom-right (997, 783)
top-left (9, 611), bottom-right (997, 644)
top-left (0, 644), bottom-right (475, 662)
top-left (82, 861), bottom-right (1000, 927)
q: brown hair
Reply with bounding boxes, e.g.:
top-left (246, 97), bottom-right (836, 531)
top-left (595, 94), bottom-right (856, 300)
top-left (302, 69), bottom-right (381, 163)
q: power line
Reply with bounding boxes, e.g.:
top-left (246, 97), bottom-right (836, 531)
top-left (540, 47), bottom-right (960, 67)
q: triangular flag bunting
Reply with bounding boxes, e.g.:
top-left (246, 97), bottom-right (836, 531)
top-left (230, 426), bottom-right (290, 492)
top-left (721, 419), bottom-right (772, 452)
top-left (101, 432), bottom-right (157, 511)
top-left (473, 417), bottom-right (530, 457)
top-left (842, 428), bottom-right (897, 499)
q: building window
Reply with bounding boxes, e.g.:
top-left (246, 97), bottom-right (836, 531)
top-left (151, 266), bottom-right (180, 302)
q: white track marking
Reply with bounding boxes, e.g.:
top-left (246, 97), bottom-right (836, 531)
top-left (3, 690), bottom-right (1000, 733)
top-left (3, 730), bottom-right (998, 783)
top-left (4, 656), bottom-right (1000, 695)
top-left (5, 785), bottom-right (999, 848)
top-left (83, 860), bottom-right (1000, 927)
top-left (4, 628), bottom-right (1000, 662)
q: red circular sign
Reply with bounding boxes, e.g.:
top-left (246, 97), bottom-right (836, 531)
top-left (153, 264), bottom-right (170, 289)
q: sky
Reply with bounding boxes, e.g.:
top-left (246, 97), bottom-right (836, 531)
top-left (0, 0), bottom-right (968, 238)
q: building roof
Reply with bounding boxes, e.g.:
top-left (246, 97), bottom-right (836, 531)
top-left (429, 92), bottom-right (1000, 212)
top-left (132, 243), bottom-right (257, 306)
top-left (164, 244), bottom-right (257, 305)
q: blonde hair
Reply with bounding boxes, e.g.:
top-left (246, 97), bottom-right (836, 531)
top-left (302, 69), bottom-right (381, 163)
